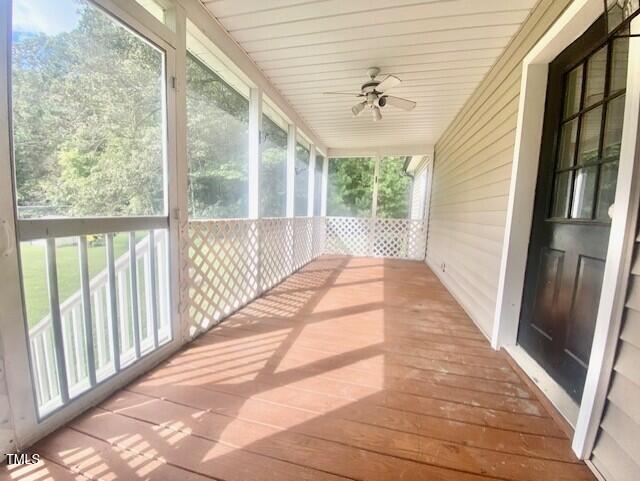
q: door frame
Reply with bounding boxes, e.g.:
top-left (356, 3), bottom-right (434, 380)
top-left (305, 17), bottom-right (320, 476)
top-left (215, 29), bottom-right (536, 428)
top-left (491, 0), bottom-right (640, 459)
top-left (0, 0), bottom-right (184, 451)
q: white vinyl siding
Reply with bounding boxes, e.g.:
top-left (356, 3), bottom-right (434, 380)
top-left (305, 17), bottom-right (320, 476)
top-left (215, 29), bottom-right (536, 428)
top-left (426, 0), bottom-right (572, 336)
top-left (591, 236), bottom-right (640, 481)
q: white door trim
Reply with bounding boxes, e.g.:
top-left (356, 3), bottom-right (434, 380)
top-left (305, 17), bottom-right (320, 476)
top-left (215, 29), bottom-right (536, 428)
top-left (491, 0), bottom-right (640, 459)
top-left (505, 345), bottom-right (580, 427)
top-left (573, 16), bottom-right (640, 459)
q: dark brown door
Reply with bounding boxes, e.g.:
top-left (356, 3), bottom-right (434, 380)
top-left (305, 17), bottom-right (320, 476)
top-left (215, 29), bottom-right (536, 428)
top-left (518, 17), bottom-right (629, 402)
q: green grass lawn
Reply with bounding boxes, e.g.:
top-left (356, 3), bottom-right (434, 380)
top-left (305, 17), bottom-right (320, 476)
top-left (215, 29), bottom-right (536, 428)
top-left (21, 234), bottom-right (131, 327)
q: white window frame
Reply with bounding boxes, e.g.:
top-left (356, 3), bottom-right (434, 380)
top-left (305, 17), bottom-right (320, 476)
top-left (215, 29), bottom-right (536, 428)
top-left (491, 0), bottom-right (640, 459)
top-left (0, 0), bottom-right (183, 449)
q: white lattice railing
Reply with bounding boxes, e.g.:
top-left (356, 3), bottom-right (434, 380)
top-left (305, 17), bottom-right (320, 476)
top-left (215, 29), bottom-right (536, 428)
top-left (182, 217), bottom-right (325, 338)
top-left (31, 216), bottom-right (423, 403)
top-left (182, 215), bottom-right (424, 337)
top-left (325, 216), bottom-right (427, 260)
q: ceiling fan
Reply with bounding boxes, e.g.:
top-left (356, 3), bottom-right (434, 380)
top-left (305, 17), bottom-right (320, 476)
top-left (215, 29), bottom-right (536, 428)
top-left (323, 67), bottom-right (416, 121)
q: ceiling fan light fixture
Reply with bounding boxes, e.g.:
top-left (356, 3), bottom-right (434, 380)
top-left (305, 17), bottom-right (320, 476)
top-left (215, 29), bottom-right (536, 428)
top-left (323, 67), bottom-right (416, 122)
top-left (351, 101), bottom-right (365, 117)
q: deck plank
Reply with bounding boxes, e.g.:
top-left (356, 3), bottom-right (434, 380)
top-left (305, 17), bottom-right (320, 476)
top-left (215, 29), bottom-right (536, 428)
top-left (17, 256), bottom-right (595, 481)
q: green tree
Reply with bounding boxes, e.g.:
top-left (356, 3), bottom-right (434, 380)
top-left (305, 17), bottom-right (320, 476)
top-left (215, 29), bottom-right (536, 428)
top-left (327, 157), bottom-right (374, 217)
top-left (260, 114), bottom-right (287, 217)
top-left (12, 1), bottom-right (165, 217)
top-left (327, 156), bottom-right (411, 218)
top-left (377, 156), bottom-right (412, 218)
top-left (186, 53), bottom-right (250, 219)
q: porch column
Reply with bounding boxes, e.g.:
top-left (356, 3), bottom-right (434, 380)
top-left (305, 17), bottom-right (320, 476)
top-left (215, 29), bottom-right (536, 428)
top-left (321, 155), bottom-right (328, 216)
top-left (307, 145), bottom-right (316, 217)
top-left (163, 3), bottom-right (187, 343)
top-left (371, 156), bottom-right (380, 218)
top-left (248, 88), bottom-right (262, 219)
top-left (286, 124), bottom-right (296, 217)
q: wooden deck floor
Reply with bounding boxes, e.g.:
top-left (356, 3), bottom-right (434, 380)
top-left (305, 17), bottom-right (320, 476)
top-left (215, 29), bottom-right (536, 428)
top-left (5, 256), bottom-right (595, 481)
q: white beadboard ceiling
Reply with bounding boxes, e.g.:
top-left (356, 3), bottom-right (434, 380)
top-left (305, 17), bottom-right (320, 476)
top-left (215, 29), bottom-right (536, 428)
top-left (200, 0), bottom-right (538, 150)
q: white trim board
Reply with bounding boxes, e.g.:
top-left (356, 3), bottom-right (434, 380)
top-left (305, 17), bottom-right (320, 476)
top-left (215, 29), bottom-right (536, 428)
top-left (573, 16), bottom-right (640, 459)
top-left (491, 0), bottom-right (640, 460)
top-left (505, 345), bottom-right (579, 426)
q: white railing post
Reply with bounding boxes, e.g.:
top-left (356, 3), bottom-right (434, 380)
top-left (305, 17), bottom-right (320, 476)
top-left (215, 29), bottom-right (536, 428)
top-left (148, 230), bottom-right (160, 348)
top-left (286, 124), bottom-right (297, 273)
top-left (45, 238), bottom-right (69, 404)
top-left (369, 157), bottom-right (381, 256)
top-left (307, 145), bottom-right (316, 217)
top-left (286, 124), bottom-right (296, 218)
top-left (249, 87), bottom-right (262, 220)
top-left (248, 89), bottom-right (263, 292)
top-left (106, 234), bottom-right (121, 373)
top-left (128, 232), bottom-right (141, 360)
top-left (321, 156), bottom-right (328, 217)
top-left (372, 156), bottom-right (380, 219)
top-left (78, 236), bottom-right (96, 387)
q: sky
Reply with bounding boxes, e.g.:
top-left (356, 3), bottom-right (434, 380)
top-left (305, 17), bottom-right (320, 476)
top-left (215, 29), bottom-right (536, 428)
top-left (12, 0), bottom-right (81, 40)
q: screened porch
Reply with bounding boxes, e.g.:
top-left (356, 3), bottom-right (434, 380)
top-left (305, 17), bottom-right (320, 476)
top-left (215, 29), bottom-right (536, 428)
top-left (3, 0), bottom-right (640, 481)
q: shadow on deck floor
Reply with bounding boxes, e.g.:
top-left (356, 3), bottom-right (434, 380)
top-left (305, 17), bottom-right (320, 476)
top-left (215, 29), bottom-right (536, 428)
top-left (4, 255), bottom-right (595, 481)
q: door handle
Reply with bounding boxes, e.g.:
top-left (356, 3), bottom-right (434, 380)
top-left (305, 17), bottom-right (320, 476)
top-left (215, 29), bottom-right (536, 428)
top-left (0, 219), bottom-right (14, 257)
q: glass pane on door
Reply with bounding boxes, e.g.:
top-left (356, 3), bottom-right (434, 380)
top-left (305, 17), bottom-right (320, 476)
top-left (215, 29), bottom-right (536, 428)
top-left (583, 46), bottom-right (607, 107)
top-left (571, 166), bottom-right (598, 219)
top-left (603, 95), bottom-right (625, 160)
top-left (563, 65), bottom-right (583, 118)
top-left (596, 162), bottom-right (619, 220)
top-left (577, 106), bottom-right (603, 165)
top-left (557, 119), bottom-right (578, 169)
top-left (609, 38), bottom-right (629, 93)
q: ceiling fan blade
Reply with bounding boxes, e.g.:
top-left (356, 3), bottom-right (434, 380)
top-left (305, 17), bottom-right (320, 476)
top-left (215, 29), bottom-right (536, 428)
top-left (385, 95), bottom-right (416, 111)
top-left (372, 106), bottom-right (382, 121)
top-left (352, 101), bottom-right (366, 117)
top-left (376, 75), bottom-right (401, 93)
top-left (322, 91), bottom-right (363, 96)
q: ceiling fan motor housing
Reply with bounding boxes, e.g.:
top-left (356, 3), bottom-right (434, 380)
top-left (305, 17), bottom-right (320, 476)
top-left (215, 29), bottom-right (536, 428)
top-left (361, 80), bottom-right (380, 94)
